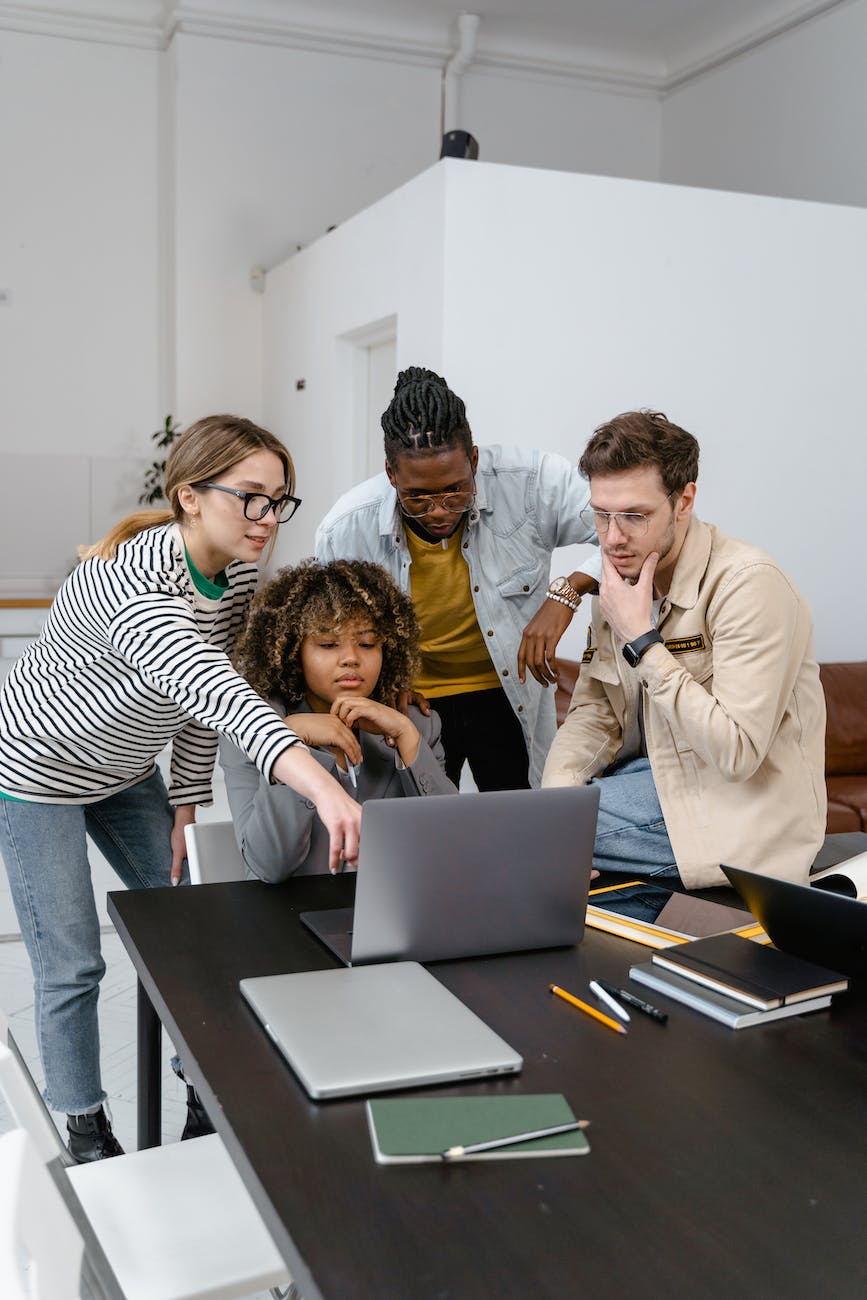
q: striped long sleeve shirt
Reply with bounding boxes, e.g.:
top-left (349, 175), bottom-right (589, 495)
top-left (0, 524), bottom-right (299, 805)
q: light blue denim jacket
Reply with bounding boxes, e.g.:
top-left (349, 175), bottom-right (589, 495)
top-left (315, 444), bottom-right (600, 785)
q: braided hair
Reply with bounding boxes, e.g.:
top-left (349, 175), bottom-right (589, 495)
top-left (381, 367), bottom-right (473, 467)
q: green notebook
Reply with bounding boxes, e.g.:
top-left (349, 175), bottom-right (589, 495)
top-left (366, 1093), bottom-right (590, 1164)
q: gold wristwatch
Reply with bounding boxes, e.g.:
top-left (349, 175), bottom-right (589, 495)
top-left (546, 576), bottom-right (582, 612)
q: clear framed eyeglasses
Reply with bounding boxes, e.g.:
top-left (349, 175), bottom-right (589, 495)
top-left (580, 490), bottom-right (675, 536)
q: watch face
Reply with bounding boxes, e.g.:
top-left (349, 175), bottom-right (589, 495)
top-left (549, 577), bottom-right (569, 595)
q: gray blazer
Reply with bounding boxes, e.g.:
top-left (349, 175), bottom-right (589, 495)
top-left (219, 700), bottom-right (456, 882)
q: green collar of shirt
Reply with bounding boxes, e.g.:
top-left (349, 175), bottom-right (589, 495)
top-left (183, 545), bottom-right (229, 600)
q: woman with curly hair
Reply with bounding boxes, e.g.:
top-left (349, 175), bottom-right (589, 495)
top-left (220, 558), bottom-right (455, 881)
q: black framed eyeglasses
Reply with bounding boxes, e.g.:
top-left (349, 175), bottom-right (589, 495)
top-left (580, 490), bottom-right (675, 537)
top-left (395, 478), bottom-right (476, 520)
top-left (194, 482), bottom-right (302, 524)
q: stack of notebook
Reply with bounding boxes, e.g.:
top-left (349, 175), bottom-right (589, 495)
top-left (629, 932), bottom-right (848, 1029)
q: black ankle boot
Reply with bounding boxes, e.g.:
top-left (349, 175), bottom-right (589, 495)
top-left (66, 1106), bottom-right (124, 1163)
top-left (181, 1083), bottom-right (216, 1140)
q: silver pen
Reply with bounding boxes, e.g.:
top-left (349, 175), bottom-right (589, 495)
top-left (441, 1119), bottom-right (590, 1159)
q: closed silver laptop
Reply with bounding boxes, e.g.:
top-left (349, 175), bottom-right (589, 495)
top-left (239, 961), bottom-right (523, 1099)
top-left (302, 784), bottom-right (599, 965)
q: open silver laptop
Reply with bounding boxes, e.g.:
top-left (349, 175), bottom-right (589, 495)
top-left (239, 961), bottom-right (523, 1099)
top-left (301, 785), bottom-right (600, 965)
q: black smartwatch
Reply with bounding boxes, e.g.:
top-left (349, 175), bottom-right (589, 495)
top-left (622, 629), bottom-right (663, 667)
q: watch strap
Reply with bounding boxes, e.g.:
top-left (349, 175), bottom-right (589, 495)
top-left (622, 629), bottom-right (663, 666)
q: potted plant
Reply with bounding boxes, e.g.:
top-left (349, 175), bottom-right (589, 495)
top-left (139, 416), bottom-right (181, 505)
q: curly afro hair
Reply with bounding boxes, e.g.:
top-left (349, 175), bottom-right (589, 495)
top-left (235, 558), bottom-right (421, 707)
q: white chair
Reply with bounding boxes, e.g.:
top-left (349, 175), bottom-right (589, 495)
top-left (0, 1039), bottom-right (293, 1300)
top-left (184, 820), bottom-right (246, 884)
top-left (0, 1128), bottom-right (84, 1300)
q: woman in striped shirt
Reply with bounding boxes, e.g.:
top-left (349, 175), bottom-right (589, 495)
top-left (0, 414), bottom-right (361, 1162)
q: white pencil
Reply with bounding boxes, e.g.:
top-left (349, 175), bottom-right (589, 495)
top-left (589, 980), bottom-right (631, 1023)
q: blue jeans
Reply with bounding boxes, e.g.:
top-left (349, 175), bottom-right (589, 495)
top-left (592, 756), bottom-right (679, 878)
top-left (0, 769), bottom-right (186, 1113)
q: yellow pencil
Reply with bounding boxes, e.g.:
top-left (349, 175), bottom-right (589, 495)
top-left (549, 983), bottom-right (628, 1034)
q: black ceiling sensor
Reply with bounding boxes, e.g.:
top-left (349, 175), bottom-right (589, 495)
top-left (440, 130), bottom-right (479, 160)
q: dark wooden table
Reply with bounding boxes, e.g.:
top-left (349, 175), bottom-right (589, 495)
top-left (108, 873), bottom-right (867, 1300)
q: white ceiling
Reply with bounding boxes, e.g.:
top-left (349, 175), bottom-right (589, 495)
top-left (0, 0), bottom-right (849, 86)
top-left (258, 0), bottom-right (849, 82)
top-left (305, 0), bottom-right (846, 75)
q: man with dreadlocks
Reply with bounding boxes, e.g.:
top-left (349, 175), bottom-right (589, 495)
top-left (315, 367), bottom-right (600, 790)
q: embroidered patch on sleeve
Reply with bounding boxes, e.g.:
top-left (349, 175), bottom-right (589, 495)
top-left (664, 634), bottom-right (706, 654)
top-left (582, 626), bottom-right (596, 662)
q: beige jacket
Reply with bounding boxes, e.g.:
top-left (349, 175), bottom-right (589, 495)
top-left (543, 518), bottom-right (826, 888)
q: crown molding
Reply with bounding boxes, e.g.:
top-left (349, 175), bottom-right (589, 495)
top-left (0, 2), bottom-right (165, 49)
top-left (168, 6), bottom-right (446, 69)
top-left (0, 0), bottom-right (851, 96)
top-left (471, 48), bottom-right (662, 98)
top-left (664, 0), bottom-right (850, 91)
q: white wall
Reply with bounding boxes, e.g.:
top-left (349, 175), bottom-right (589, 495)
top-left (263, 164), bottom-right (449, 565)
top-left (3, 6), bottom-right (866, 600)
top-left (170, 32), bottom-right (664, 429)
top-left (0, 19), bottom-right (667, 597)
top-left (171, 32), bottom-right (443, 425)
top-left (0, 30), bottom-right (162, 455)
top-left (661, 0), bottom-right (867, 208)
top-left (0, 28), bottom-right (161, 580)
top-left (462, 69), bottom-right (660, 181)
top-left (264, 159), bottom-right (867, 663)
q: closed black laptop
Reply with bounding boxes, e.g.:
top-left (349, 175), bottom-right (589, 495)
top-left (722, 864), bottom-right (867, 977)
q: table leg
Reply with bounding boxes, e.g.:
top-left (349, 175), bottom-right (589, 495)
top-left (136, 976), bottom-right (161, 1149)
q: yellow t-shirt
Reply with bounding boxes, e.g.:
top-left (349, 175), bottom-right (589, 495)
top-left (406, 525), bottom-right (500, 697)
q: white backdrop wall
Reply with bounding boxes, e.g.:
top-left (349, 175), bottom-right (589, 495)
top-left (264, 159), bottom-right (867, 664)
top-left (662, 0), bottom-right (867, 209)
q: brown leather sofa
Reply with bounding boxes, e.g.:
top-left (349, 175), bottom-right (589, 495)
top-left (820, 662), bottom-right (867, 831)
top-left (553, 658), bottom-right (867, 833)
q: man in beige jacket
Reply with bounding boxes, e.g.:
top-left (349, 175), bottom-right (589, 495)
top-left (542, 410), bottom-right (826, 888)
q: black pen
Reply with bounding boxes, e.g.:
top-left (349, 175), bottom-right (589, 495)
top-left (597, 981), bottom-right (668, 1024)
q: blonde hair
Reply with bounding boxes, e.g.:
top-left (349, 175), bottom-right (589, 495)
top-left (80, 415), bottom-right (295, 561)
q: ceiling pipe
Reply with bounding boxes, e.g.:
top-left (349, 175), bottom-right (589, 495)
top-left (442, 13), bottom-right (480, 135)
